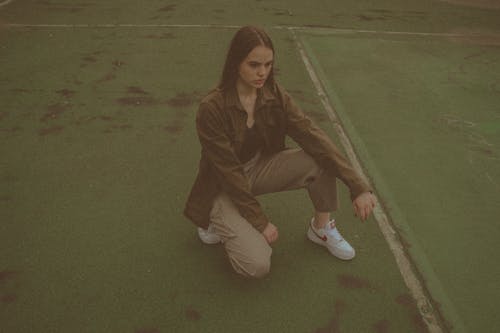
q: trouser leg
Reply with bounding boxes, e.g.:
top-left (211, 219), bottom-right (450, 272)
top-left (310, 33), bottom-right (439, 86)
top-left (208, 148), bottom-right (337, 278)
top-left (209, 193), bottom-right (272, 278)
top-left (249, 148), bottom-right (338, 212)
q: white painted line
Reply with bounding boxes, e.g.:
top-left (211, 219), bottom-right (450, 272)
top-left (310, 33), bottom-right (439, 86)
top-left (0, 0), bottom-right (14, 8)
top-left (285, 25), bottom-right (500, 38)
top-left (4, 23), bottom-right (241, 29)
top-left (3, 22), bottom-right (499, 38)
top-left (290, 28), bottom-right (444, 333)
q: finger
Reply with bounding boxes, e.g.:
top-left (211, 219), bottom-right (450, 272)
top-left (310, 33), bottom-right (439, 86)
top-left (356, 203), bottom-right (364, 220)
top-left (360, 205), bottom-right (367, 221)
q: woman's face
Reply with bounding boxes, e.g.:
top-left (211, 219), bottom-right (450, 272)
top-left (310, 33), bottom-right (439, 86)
top-left (237, 45), bottom-right (274, 90)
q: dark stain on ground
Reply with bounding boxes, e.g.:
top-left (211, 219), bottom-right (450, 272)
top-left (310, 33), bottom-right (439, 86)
top-left (159, 4), bottom-right (177, 12)
top-left (167, 92), bottom-right (199, 108)
top-left (94, 60), bottom-right (125, 83)
top-left (135, 328), bottom-right (160, 333)
top-left (96, 73), bottom-right (116, 83)
top-left (315, 299), bottom-right (346, 333)
top-left (163, 124), bottom-right (183, 134)
top-left (411, 313), bottom-right (427, 333)
top-left (395, 293), bottom-right (414, 307)
top-left (74, 115), bottom-right (117, 125)
top-left (164, 107), bottom-right (189, 134)
top-left (358, 9), bottom-right (426, 22)
top-left (0, 271), bottom-right (17, 283)
top-left (2, 294), bottom-right (17, 304)
top-left (127, 86), bottom-right (149, 95)
top-left (144, 32), bottom-right (175, 39)
top-left (0, 111), bottom-right (8, 121)
top-left (117, 96), bottom-right (157, 106)
top-left (111, 124), bottom-right (132, 130)
top-left (358, 14), bottom-right (387, 21)
top-left (0, 127), bottom-right (22, 134)
top-left (83, 55), bottom-right (97, 63)
top-left (337, 274), bottom-right (374, 290)
top-left (37, 1), bottom-right (92, 13)
top-left (186, 305), bottom-right (201, 321)
top-left (41, 103), bottom-right (70, 122)
top-left (37, 2), bottom-right (80, 12)
top-left (103, 124), bottom-right (133, 134)
top-left (39, 126), bottom-right (64, 136)
top-left (116, 90), bottom-right (198, 112)
top-left (0, 196), bottom-right (12, 202)
top-left (303, 24), bottom-right (336, 29)
top-left (470, 145), bottom-right (494, 156)
top-left (0, 271), bottom-right (18, 305)
top-left (56, 89), bottom-right (76, 98)
top-left (395, 293), bottom-right (427, 333)
top-left (334, 299), bottom-right (347, 315)
top-left (373, 319), bottom-right (390, 333)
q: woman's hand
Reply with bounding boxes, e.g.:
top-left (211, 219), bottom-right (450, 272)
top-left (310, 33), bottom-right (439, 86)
top-left (261, 222), bottom-right (279, 244)
top-left (353, 192), bottom-right (377, 221)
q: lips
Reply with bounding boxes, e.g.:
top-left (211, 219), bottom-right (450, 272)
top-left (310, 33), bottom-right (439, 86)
top-left (254, 80), bottom-right (265, 85)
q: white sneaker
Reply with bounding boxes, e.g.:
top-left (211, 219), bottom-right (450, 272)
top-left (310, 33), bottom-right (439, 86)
top-left (197, 224), bottom-right (221, 244)
top-left (307, 218), bottom-right (355, 260)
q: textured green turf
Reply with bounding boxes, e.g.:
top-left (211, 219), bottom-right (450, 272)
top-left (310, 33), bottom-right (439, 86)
top-left (2, 0), bottom-right (500, 34)
top-left (0, 25), bottom-right (429, 332)
top-left (300, 31), bottom-right (500, 332)
top-left (2, 1), bottom-right (500, 332)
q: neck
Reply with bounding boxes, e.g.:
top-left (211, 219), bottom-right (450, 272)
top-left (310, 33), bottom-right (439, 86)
top-left (236, 79), bottom-right (257, 98)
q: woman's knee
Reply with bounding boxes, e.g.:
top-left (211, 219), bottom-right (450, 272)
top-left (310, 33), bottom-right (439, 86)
top-left (237, 256), bottom-right (271, 278)
top-left (229, 249), bottom-right (272, 279)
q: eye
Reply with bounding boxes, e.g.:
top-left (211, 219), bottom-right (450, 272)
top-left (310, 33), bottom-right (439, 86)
top-left (249, 62), bottom-right (259, 68)
top-left (265, 62), bottom-right (273, 68)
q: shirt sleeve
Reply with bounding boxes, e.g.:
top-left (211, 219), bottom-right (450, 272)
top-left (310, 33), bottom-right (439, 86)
top-left (277, 85), bottom-right (371, 200)
top-left (196, 102), bottom-right (269, 231)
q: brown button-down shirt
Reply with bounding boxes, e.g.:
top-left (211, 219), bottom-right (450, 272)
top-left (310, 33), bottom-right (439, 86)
top-left (184, 82), bottom-right (370, 232)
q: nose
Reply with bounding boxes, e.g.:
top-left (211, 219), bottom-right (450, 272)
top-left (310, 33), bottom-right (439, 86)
top-left (258, 67), bottom-right (266, 77)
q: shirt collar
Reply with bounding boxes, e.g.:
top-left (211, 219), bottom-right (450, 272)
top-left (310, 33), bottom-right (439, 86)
top-left (225, 83), bottom-right (276, 111)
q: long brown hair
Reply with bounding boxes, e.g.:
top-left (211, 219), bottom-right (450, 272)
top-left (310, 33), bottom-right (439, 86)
top-left (218, 26), bottom-right (275, 90)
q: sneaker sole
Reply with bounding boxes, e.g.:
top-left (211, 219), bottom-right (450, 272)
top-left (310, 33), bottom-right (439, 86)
top-left (307, 228), bottom-right (355, 260)
top-left (197, 228), bottom-right (222, 245)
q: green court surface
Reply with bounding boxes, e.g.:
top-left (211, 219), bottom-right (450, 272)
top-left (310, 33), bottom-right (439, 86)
top-left (299, 30), bottom-right (500, 332)
top-left (1, 1), bottom-right (499, 333)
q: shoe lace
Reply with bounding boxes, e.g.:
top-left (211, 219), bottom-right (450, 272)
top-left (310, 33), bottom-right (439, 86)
top-left (207, 223), bottom-right (217, 234)
top-left (325, 221), bottom-right (343, 241)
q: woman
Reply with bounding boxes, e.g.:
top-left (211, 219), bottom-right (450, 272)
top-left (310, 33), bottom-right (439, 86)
top-left (184, 26), bottom-right (376, 278)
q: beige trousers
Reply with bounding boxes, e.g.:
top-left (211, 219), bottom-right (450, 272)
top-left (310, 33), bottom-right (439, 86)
top-left (209, 148), bottom-right (338, 278)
